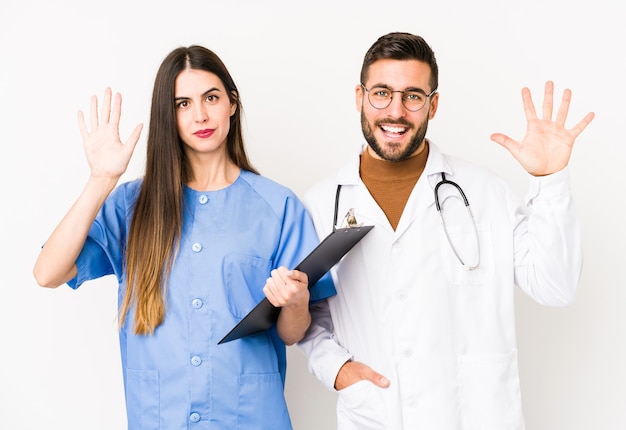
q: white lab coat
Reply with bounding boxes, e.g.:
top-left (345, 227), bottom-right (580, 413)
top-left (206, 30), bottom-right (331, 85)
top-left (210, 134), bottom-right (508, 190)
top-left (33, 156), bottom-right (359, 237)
top-left (298, 141), bottom-right (582, 430)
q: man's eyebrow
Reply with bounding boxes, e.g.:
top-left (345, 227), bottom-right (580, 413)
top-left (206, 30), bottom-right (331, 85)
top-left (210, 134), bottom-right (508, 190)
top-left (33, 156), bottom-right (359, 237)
top-left (371, 83), bottom-right (428, 94)
top-left (404, 86), bottom-right (429, 94)
top-left (393, 85), bottom-right (428, 94)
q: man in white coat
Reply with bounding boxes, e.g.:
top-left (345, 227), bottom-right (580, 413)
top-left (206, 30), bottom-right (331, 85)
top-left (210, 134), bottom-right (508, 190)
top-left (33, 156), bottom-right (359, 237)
top-left (297, 32), bottom-right (595, 429)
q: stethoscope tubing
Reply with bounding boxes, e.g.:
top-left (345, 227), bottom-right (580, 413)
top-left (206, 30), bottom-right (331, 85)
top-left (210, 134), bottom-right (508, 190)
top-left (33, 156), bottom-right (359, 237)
top-left (332, 172), bottom-right (480, 271)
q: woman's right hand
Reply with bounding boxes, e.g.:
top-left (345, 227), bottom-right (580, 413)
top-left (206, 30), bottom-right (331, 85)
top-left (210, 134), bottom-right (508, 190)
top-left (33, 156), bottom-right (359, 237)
top-left (77, 87), bottom-right (143, 179)
top-left (33, 89), bottom-right (143, 289)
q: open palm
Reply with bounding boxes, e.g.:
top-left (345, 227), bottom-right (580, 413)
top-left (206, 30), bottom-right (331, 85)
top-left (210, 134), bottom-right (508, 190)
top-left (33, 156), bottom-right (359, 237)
top-left (490, 81), bottom-right (594, 176)
top-left (77, 87), bottom-right (143, 179)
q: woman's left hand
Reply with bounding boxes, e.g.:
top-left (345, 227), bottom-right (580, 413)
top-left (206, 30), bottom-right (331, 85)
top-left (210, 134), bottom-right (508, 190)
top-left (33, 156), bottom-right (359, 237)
top-left (263, 267), bottom-right (309, 308)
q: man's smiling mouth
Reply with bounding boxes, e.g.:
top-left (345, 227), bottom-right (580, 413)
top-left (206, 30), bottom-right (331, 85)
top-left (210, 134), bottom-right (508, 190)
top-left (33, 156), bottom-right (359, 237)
top-left (381, 125), bottom-right (407, 135)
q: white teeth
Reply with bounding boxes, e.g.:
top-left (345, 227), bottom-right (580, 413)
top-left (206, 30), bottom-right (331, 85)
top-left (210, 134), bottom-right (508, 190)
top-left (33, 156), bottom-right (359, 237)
top-left (381, 125), bottom-right (406, 133)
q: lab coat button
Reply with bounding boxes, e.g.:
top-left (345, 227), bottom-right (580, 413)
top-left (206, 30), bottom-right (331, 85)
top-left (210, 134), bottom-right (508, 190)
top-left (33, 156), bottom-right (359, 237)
top-left (191, 355), bottom-right (202, 366)
top-left (198, 194), bottom-right (209, 204)
top-left (402, 348), bottom-right (413, 358)
top-left (189, 412), bottom-right (201, 423)
top-left (192, 298), bottom-right (203, 309)
top-left (192, 242), bottom-right (203, 252)
top-left (396, 291), bottom-right (407, 300)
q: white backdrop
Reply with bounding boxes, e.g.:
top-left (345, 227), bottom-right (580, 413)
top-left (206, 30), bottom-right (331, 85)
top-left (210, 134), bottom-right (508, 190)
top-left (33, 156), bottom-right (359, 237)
top-left (1, 0), bottom-right (624, 429)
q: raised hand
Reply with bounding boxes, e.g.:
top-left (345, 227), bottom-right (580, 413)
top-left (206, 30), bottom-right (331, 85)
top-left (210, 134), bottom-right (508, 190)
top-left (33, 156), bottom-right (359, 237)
top-left (77, 87), bottom-right (143, 179)
top-left (490, 81), bottom-right (594, 176)
top-left (33, 89), bottom-right (143, 288)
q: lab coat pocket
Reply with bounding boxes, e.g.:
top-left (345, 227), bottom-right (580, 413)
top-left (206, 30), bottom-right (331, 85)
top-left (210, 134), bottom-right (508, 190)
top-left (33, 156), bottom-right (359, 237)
top-left (440, 220), bottom-right (495, 286)
top-left (458, 350), bottom-right (524, 430)
top-left (224, 253), bottom-right (272, 318)
top-left (125, 368), bottom-right (159, 430)
top-left (337, 380), bottom-right (387, 430)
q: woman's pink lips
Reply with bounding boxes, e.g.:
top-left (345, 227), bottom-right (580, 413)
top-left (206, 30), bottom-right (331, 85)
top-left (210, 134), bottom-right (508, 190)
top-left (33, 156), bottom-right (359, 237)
top-left (194, 129), bottom-right (214, 138)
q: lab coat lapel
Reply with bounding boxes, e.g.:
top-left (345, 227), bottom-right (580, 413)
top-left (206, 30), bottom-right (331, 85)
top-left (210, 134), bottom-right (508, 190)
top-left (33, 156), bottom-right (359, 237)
top-left (335, 149), bottom-right (397, 234)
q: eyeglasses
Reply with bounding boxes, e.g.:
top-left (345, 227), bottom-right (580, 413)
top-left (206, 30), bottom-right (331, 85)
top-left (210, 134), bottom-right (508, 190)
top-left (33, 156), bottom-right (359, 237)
top-left (361, 83), bottom-right (436, 112)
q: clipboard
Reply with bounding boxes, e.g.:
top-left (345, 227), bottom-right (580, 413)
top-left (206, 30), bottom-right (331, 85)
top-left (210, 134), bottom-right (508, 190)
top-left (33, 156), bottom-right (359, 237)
top-left (218, 225), bottom-right (374, 344)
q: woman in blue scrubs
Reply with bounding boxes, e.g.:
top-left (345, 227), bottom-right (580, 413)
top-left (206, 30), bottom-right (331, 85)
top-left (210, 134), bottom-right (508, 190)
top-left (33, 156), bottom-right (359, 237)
top-left (33, 45), bottom-right (335, 429)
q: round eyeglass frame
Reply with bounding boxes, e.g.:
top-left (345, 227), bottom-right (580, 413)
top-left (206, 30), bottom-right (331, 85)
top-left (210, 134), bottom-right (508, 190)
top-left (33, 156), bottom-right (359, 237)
top-left (361, 83), bottom-right (437, 112)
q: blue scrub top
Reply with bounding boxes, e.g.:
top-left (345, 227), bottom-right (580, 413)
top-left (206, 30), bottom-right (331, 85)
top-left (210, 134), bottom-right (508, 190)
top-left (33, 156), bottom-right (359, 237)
top-left (69, 170), bottom-right (336, 430)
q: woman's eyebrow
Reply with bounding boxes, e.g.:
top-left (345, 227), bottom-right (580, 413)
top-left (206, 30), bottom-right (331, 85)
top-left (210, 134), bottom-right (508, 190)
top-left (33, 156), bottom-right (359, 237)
top-left (175, 87), bottom-right (222, 101)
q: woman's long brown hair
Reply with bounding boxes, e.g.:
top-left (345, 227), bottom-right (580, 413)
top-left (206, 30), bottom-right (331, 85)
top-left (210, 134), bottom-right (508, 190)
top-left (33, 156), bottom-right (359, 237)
top-left (119, 45), bottom-right (258, 335)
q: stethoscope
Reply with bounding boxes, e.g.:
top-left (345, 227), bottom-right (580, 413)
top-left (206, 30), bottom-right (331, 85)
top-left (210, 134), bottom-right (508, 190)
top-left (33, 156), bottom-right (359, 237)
top-left (434, 172), bottom-right (480, 270)
top-left (332, 172), bottom-right (480, 270)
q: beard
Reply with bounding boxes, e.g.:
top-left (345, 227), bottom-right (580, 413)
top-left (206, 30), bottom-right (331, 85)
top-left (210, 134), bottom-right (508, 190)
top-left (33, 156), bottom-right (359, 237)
top-left (361, 110), bottom-right (429, 162)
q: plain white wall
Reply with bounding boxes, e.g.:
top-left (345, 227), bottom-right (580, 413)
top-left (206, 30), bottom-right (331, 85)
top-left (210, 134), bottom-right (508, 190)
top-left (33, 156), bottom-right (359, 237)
top-left (1, 0), bottom-right (624, 429)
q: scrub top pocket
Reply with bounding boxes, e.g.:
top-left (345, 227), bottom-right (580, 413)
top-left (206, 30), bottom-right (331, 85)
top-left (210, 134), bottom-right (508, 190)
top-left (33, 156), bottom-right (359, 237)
top-left (237, 372), bottom-right (291, 429)
top-left (125, 368), bottom-right (160, 430)
top-left (224, 253), bottom-right (272, 319)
